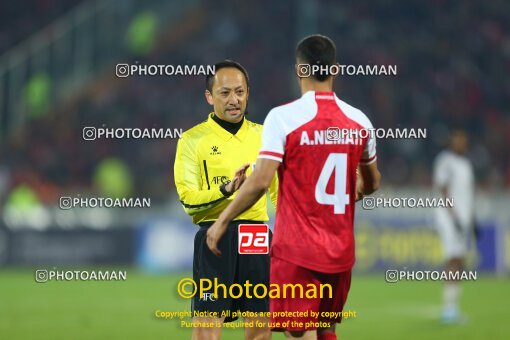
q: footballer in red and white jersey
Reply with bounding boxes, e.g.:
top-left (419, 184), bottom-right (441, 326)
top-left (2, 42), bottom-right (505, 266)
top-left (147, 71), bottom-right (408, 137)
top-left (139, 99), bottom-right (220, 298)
top-left (206, 34), bottom-right (381, 338)
top-left (259, 90), bottom-right (376, 273)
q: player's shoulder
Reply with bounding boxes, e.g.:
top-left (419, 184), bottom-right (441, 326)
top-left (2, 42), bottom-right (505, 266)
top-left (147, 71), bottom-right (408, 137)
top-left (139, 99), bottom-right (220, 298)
top-left (265, 95), bottom-right (315, 128)
top-left (434, 150), bottom-right (456, 165)
top-left (437, 150), bottom-right (455, 160)
top-left (334, 96), bottom-right (373, 129)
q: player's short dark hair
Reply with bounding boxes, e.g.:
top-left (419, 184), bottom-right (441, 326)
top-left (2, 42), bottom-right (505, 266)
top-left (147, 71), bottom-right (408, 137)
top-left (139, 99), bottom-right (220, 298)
top-left (205, 59), bottom-right (250, 92)
top-left (296, 34), bottom-right (337, 82)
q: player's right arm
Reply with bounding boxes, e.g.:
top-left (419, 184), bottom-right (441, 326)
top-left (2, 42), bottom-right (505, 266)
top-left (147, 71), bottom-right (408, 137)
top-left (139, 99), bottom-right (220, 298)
top-left (174, 136), bottom-right (226, 216)
top-left (359, 162), bottom-right (381, 195)
top-left (358, 117), bottom-right (381, 196)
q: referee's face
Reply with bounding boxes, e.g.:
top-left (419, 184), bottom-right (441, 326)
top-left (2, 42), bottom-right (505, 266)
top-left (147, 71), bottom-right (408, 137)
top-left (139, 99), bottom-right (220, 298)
top-left (205, 67), bottom-right (249, 123)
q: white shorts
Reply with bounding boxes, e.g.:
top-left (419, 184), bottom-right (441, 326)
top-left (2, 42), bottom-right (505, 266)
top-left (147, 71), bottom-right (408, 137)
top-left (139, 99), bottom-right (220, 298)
top-left (435, 209), bottom-right (470, 260)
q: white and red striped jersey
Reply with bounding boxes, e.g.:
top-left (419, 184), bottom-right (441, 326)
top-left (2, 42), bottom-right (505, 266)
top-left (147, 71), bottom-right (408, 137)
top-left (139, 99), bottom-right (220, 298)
top-left (259, 91), bottom-right (376, 273)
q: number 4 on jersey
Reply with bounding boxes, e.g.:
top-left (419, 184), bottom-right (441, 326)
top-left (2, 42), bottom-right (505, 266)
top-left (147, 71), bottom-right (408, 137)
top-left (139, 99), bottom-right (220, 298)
top-left (315, 153), bottom-right (350, 214)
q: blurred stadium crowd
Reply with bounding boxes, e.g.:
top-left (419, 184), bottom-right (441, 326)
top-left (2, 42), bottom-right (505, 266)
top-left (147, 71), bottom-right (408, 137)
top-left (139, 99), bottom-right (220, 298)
top-left (0, 1), bottom-right (82, 53)
top-left (0, 0), bottom-right (508, 209)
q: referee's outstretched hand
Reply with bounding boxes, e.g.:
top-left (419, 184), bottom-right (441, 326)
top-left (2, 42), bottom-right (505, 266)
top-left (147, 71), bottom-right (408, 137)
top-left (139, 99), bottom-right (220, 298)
top-left (207, 220), bottom-right (228, 257)
top-left (225, 164), bottom-right (250, 193)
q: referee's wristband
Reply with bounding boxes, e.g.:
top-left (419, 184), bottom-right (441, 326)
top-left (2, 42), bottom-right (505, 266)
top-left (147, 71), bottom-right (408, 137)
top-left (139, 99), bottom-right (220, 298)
top-left (219, 180), bottom-right (233, 197)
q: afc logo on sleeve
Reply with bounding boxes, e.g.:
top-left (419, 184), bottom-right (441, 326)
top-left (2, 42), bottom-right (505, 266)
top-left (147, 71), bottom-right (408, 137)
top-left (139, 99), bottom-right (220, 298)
top-left (238, 224), bottom-right (269, 254)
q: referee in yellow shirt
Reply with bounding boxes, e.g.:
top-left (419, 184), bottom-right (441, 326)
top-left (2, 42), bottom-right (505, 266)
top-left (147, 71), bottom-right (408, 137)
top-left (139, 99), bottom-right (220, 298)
top-left (174, 60), bottom-right (277, 340)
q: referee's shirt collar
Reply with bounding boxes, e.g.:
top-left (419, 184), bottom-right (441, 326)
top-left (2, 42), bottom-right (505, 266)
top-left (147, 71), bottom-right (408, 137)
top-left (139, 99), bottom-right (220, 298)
top-left (207, 112), bottom-right (248, 142)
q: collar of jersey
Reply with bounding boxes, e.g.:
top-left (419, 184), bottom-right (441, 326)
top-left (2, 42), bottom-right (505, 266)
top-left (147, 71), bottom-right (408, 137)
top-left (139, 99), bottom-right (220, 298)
top-left (303, 90), bottom-right (336, 98)
top-left (207, 112), bottom-right (248, 141)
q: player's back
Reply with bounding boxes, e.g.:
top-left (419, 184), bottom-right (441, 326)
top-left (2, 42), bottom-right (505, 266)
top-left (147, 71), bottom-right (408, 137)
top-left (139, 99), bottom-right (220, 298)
top-left (259, 91), bottom-right (376, 273)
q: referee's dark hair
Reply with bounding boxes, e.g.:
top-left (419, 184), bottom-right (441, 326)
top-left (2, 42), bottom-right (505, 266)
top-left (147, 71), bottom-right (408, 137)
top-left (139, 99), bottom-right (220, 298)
top-left (205, 59), bottom-right (250, 92)
top-left (296, 34), bottom-right (337, 82)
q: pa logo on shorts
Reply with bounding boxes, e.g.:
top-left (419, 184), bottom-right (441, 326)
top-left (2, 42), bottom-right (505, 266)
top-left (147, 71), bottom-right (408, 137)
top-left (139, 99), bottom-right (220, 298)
top-left (238, 224), bottom-right (269, 254)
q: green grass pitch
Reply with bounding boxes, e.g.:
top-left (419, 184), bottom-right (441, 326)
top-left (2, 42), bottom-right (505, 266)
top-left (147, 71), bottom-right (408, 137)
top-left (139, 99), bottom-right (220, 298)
top-left (0, 269), bottom-right (508, 339)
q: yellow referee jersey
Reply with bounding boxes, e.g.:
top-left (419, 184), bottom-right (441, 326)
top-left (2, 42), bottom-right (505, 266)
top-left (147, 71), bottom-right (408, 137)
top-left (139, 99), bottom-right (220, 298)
top-left (174, 112), bottom-right (278, 224)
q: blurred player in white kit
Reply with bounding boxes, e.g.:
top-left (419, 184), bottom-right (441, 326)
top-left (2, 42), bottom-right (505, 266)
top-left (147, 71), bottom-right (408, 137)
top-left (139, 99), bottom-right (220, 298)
top-left (433, 128), bottom-right (475, 323)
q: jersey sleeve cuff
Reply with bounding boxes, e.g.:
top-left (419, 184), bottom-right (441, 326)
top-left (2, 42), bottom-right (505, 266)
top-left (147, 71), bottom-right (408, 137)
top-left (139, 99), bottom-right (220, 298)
top-left (258, 151), bottom-right (283, 162)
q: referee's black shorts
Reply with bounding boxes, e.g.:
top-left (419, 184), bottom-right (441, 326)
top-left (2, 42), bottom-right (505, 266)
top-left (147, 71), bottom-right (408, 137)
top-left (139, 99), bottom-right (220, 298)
top-left (192, 220), bottom-right (271, 323)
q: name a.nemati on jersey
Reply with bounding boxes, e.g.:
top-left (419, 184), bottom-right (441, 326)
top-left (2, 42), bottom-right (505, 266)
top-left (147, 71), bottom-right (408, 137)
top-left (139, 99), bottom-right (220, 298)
top-left (300, 130), bottom-right (364, 145)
